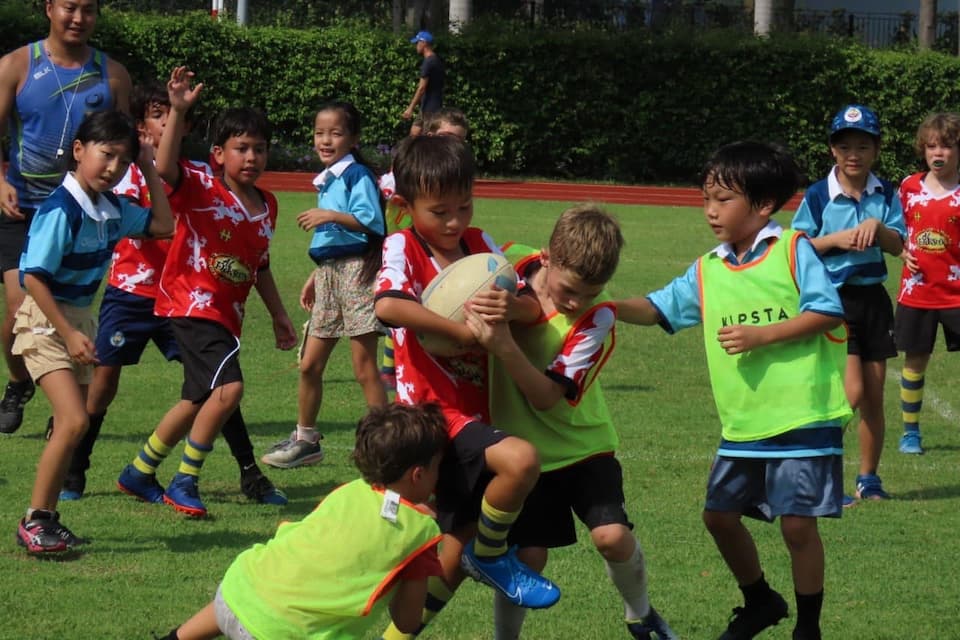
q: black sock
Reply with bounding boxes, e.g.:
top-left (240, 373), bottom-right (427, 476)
top-left (68, 411), bottom-right (106, 475)
top-left (221, 408), bottom-right (256, 470)
top-left (794, 590), bottom-right (823, 638)
top-left (740, 574), bottom-right (774, 608)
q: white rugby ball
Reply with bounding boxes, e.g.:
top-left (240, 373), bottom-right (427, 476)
top-left (418, 252), bottom-right (518, 357)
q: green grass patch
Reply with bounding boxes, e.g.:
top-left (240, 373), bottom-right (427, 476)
top-left (0, 195), bottom-right (958, 639)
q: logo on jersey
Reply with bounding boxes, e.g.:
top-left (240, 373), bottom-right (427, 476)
top-left (915, 229), bottom-right (949, 253)
top-left (209, 254), bottom-right (252, 284)
top-left (110, 331), bottom-right (126, 347)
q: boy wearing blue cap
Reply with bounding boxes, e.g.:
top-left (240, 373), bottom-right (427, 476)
top-left (402, 30), bottom-right (444, 135)
top-left (791, 104), bottom-right (907, 504)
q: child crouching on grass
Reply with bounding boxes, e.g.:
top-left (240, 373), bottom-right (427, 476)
top-left (157, 403), bottom-right (447, 640)
top-left (616, 141), bottom-right (851, 640)
top-left (14, 110), bottom-right (174, 554)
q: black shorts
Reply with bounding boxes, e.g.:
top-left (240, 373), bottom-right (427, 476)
top-left (894, 304), bottom-right (960, 354)
top-left (171, 317), bottom-right (242, 403)
top-left (435, 420), bottom-right (508, 534)
top-left (0, 209), bottom-right (35, 274)
top-left (95, 287), bottom-right (180, 366)
top-left (508, 454), bottom-right (632, 549)
top-left (839, 284), bottom-right (897, 361)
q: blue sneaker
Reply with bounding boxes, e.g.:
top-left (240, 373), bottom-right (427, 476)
top-left (59, 471), bottom-right (85, 501)
top-left (460, 541), bottom-right (560, 609)
top-left (842, 494), bottom-right (857, 508)
top-left (899, 431), bottom-right (923, 455)
top-left (627, 607), bottom-right (678, 639)
top-left (117, 464), bottom-right (164, 503)
top-left (855, 473), bottom-right (890, 500)
top-left (164, 473), bottom-right (207, 517)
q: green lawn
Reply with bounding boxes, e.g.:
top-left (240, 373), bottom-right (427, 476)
top-left (0, 194), bottom-right (958, 639)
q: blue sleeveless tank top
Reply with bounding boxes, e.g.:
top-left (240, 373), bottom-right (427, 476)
top-left (6, 41), bottom-right (112, 209)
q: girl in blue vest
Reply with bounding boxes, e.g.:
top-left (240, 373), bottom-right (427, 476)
top-left (261, 101), bottom-right (387, 470)
top-left (13, 110), bottom-right (173, 554)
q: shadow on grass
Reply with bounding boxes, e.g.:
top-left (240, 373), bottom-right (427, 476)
top-left (604, 384), bottom-right (656, 392)
top-left (894, 484), bottom-right (960, 501)
top-left (163, 530), bottom-right (267, 553)
top-left (922, 444), bottom-right (960, 452)
top-left (22, 549), bottom-right (86, 562)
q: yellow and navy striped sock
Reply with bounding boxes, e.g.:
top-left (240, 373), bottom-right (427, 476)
top-left (475, 497), bottom-right (519, 558)
top-left (177, 438), bottom-right (214, 477)
top-left (381, 335), bottom-right (396, 376)
top-left (901, 368), bottom-right (925, 433)
top-left (380, 576), bottom-right (453, 639)
top-left (132, 432), bottom-right (173, 475)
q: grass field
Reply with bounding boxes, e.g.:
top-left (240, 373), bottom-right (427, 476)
top-left (1, 194), bottom-right (959, 639)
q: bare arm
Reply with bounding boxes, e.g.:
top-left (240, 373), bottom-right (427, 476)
top-left (403, 78), bottom-right (428, 119)
top-left (716, 310), bottom-right (843, 355)
top-left (466, 309), bottom-right (565, 411)
top-left (0, 47), bottom-right (26, 219)
top-left (375, 296), bottom-right (475, 347)
top-left (23, 274), bottom-right (96, 364)
top-left (295, 208), bottom-right (367, 232)
top-left (107, 58), bottom-right (132, 114)
top-left (255, 268), bottom-right (297, 350)
top-left (136, 145), bottom-right (174, 238)
top-left (156, 66), bottom-right (203, 187)
top-left (614, 297), bottom-right (661, 325)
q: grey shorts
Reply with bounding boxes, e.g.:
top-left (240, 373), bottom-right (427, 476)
top-left (215, 584), bottom-right (256, 640)
top-left (704, 455), bottom-right (843, 521)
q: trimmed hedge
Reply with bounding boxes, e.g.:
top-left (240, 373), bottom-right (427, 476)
top-left (2, 3), bottom-right (959, 185)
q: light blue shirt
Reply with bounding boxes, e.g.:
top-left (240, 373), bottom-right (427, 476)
top-left (791, 167), bottom-right (906, 287)
top-left (20, 172), bottom-right (152, 306)
top-left (648, 221), bottom-right (844, 334)
top-left (307, 154), bottom-right (385, 263)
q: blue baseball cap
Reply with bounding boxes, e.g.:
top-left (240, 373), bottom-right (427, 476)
top-left (830, 104), bottom-right (881, 139)
top-left (410, 31), bottom-right (433, 44)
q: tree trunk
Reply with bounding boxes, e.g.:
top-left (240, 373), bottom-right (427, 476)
top-left (919, 0), bottom-right (937, 50)
top-left (449, 0), bottom-right (470, 32)
top-left (754, 0), bottom-right (773, 36)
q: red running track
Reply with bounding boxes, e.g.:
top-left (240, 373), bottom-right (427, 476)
top-left (259, 171), bottom-right (805, 210)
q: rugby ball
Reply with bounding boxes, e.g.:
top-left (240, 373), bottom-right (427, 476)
top-left (418, 252), bottom-right (518, 357)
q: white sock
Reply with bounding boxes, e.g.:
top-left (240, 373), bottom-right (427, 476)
top-left (604, 536), bottom-right (650, 622)
top-left (296, 425), bottom-right (319, 443)
top-left (494, 591), bottom-right (528, 639)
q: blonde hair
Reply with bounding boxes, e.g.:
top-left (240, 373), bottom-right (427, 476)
top-left (548, 204), bottom-right (624, 285)
top-left (915, 112), bottom-right (960, 160)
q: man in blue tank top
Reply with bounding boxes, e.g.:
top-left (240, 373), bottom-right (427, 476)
top-left (0, 0), bottom-right (131, 434)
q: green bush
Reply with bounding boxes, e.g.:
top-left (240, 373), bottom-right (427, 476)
top-left (2, 4), bottom-right (959, 185)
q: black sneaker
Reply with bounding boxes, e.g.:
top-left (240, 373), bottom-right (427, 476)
top-left (240, 469), bottom-right (288, 505)
top-left (0, 380), bottom-right (36, 434)
top-left (718, 591), bottom-right (788, 640)
top-left (16, 510), bottom-right (86, 553)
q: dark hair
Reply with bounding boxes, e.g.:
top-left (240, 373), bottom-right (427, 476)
top-left (212, 107), bottom-right (271, 148)
top-left (352, 403), bottom-right (447, 486)
top-left (700, 141), bottom-right (801, 214)
top-left (315, 101), bottom-right (384, 285)
top-left (70, 110), bottom-right (138, 169)
top-left (393, 135), bottom-right (475, 202)
top-left (131, 80), bottom-right (196, 126)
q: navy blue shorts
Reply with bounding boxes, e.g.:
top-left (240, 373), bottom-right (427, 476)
top-left (0, 209), bottom-right (34, 274)
top-left (95, 286), bottom-right (180, 366)
top-left (704, 455), bottom-right (843, 521)
top-left (508, 454), bottom-right (632, 549)
top-left (434, 420), bottom-right (508, 534)
top-left (839, 283), bottom-right (897, 361)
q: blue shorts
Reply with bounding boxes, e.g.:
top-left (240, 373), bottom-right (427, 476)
top-left (95, 286), bottom-right (180, 366)
top-left (704, 455), bottom-right (843, 521)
